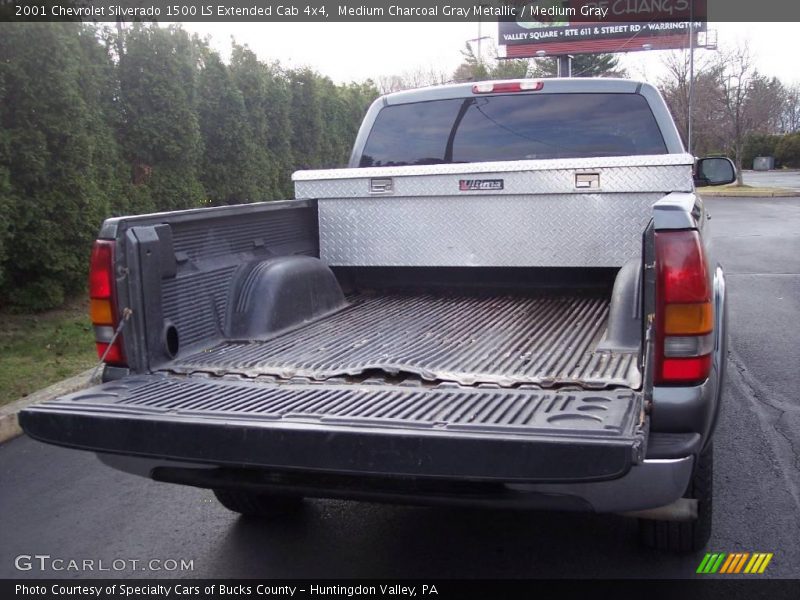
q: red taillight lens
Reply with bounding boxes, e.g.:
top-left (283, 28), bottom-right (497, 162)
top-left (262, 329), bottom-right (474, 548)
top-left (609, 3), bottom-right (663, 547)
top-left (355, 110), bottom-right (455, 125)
top-left (472, 80), bottom-right (544, 94)
top-left (654, 230), bottom-right (713, 385)
top-left (95, 341), bottom-right (125, 365)
top-left (89, 241), bottom-right (114, 299)
top-left (88, 240), bottom-right (126, 366)
top-left (661, 356), bottom-right (713, 383)
top-left (657, 231), bottom-right (711, 304)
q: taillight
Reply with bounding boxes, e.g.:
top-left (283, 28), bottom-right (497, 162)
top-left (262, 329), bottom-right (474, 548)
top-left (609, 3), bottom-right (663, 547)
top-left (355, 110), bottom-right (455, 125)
top-left (472, 80), bottom-right (544, 94)
top-left (89, 240), bottom-right (126, 366)
top-left (654, 230), bottom-right (713, 385)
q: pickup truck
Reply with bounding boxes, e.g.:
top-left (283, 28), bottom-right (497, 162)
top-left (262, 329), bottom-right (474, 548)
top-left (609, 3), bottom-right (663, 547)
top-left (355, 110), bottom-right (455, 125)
top-left (20, 78), bottom-right (735, 553)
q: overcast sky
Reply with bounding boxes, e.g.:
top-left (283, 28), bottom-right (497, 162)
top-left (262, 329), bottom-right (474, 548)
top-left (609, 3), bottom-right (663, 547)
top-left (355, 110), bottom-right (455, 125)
top-left (179, 22), bottom-right (799, 87)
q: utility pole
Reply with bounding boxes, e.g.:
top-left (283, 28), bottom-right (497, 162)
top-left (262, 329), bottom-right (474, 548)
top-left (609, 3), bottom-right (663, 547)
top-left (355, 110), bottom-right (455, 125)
top-left (467, 7), bottom-right (491, 71)
top-left (467, 31), bottom-right (492, 73)
top-left (478, 17), bottom-right (482, 64)
top-left (688, 0), bottom-right (695, 155)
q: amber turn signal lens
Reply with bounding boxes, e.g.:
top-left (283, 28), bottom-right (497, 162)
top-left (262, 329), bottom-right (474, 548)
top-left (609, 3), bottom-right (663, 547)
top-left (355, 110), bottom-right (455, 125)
top-left (90, 298), bottom-right (114, 325)
top-left (664, 302), bottom-right (713, 335)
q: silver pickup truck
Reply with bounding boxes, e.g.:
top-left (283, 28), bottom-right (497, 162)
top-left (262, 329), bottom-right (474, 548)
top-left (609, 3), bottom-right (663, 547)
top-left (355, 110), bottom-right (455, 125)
top-left (21, 78), bottom-right (735, 553)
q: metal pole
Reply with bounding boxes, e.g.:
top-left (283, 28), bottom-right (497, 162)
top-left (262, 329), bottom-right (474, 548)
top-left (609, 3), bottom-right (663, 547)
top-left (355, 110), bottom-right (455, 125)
top-left (477, 17), bottom-right (482, 66)
top-left (558, 55), bottom-right (572, 77)
top-left (467, 34), bottom-right (491, 74)
top-left (688, 0), bottom-right (695, 154)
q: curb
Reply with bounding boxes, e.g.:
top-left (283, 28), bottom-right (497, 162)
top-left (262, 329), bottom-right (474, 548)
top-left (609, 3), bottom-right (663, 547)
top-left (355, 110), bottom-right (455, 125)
top-left (0, 368), bottom-right (97, 445)
top-left (700, 189), bottom-right (799, 198)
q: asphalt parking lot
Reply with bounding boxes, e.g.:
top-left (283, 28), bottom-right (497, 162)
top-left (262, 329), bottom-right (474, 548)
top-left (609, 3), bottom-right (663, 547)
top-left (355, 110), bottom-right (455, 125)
top-left (743, 169), bottom-right (800, 191)
top-left (1, 196), bottom-right (799, 579)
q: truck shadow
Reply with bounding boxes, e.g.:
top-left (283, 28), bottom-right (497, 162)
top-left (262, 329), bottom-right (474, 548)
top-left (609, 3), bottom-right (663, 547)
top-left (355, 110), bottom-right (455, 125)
top-left (211, 500), bottom-right (701, 578)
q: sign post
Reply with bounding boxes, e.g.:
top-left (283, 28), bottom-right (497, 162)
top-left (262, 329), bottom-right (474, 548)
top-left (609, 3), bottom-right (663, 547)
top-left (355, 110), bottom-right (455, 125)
top-left (557, 54), bottom-right (572, 77)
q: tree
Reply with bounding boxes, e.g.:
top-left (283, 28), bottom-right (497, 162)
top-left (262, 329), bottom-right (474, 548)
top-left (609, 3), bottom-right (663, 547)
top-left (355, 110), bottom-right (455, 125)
top-left (118, 24), bottom-right (205, 211)
top-left (743, 133), bottom-right (782, 168)
top-left (0, 23), bottom-right (116, 309)
top-left (196, 43), bottom-right (258, 205)
top-left (0, 22), bottom-right (384, 309)
top-left (378, 66), bottom-right (451, 94)
top-left (659, 50), bottom-right (726, 156)
top-left (452, 42), bottom-right (491, 82)
top-left (319, 80), bottom-right (378, 168)
top-left (287, 69), bottom-right (378, 172)
top-left (75, 26), bottom-right (129, 217)
top-left (491, 57), bottom-right (531, 80)
top-left (717, 44), bottom-right (784, 183)
top-left (775, 133), bottom-right (800, 168)
top-left (450, 43), bottom-right (622, 84)
top-left (230, 44), bottom-right (293, 199)
top-left (779, 83), bottom-right (800, 133)
top-left (0, 58), bottom-right (13, 291)
top-left (451, 41), bottom-right (530, 83)
top-left (317, 77), bottom-right (351, 168)
top-left (288, 68), bottom-right (325, 171)
top-left (529, 53), bottom-right (626, 78)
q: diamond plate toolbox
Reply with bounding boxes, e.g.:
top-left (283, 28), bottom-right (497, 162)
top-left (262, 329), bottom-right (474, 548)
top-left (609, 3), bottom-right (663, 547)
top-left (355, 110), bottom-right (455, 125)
top-left (295, 154), bottom-right (695, 268)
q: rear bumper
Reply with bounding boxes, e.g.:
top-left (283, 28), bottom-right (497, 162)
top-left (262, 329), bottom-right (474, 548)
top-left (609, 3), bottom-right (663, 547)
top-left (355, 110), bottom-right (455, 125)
top-left (19, 371), bottom-right (698, 513)
top-left (510, 456), bottom-right (693, 512)
top-left (96, 453), bottom-right (694, 514)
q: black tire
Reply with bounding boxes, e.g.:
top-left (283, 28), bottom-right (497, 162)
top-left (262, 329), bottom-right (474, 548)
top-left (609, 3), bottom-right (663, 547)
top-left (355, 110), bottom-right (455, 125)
top-left (213, 489), bottom-right (304, 518)
top-left (639, 443), bottom-right (713, 553)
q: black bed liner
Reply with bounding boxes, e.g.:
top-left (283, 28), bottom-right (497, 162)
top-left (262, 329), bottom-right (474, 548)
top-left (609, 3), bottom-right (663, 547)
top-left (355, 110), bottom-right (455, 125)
top-left (167, 292), bottom-right (640, 389)
top-left (20, 374), bottom-right (646, 482)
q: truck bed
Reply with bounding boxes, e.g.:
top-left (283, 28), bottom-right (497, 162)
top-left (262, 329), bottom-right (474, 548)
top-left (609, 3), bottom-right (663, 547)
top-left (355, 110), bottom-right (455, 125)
top-left (165, 291), bottom-right (640, 390)
top-left (21, 287), bottom-right (647, 483)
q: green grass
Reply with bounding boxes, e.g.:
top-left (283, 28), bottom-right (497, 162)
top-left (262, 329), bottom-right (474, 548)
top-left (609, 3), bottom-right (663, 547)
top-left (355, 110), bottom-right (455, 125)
top-left (700, 184), bottom-right (798, 197)
top-left (711, 184), bottom-right (758, 191)
top-left (0, 298), bottom-right (96, 407)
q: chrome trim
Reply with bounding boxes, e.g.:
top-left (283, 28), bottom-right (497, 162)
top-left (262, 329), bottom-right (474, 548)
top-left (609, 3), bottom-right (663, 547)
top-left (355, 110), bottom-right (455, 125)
top-left (621, 497), bottom-right (698, 521)
top-left (97, 453), bottom-right (215, 477)
top-left (369, 177), bottom-right (393, 194)
top-left (508, 457), bottom-right (694, 513)
top-left (295, 153), bottom-right (695, 183)
top-left (99, 454), bottom-right (694, 515)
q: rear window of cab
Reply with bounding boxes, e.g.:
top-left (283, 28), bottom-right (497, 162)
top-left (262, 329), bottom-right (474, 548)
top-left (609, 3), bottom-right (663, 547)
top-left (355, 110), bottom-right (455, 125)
top-left (359, 93), bottom-right (668, 167)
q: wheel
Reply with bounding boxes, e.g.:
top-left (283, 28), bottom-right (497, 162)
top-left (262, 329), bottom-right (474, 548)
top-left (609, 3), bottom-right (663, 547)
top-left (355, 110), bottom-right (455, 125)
top-left (639, 443), bottom-right (713, 553)
top-left (213, 489), bottom-right (304, 518)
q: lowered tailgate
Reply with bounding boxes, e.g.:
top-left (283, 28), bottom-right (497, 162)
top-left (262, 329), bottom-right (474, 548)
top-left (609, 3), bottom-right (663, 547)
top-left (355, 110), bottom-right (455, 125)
top-left (20, 375), bottom-right (646, 483)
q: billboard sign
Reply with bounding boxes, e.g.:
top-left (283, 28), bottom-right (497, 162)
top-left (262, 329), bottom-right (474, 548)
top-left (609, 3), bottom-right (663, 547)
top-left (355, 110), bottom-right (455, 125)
top-left (499, 0), bottom-right (707, 56)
